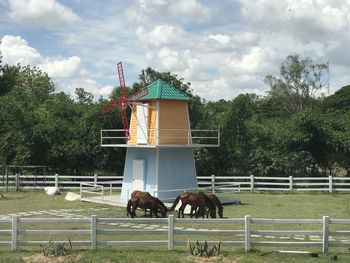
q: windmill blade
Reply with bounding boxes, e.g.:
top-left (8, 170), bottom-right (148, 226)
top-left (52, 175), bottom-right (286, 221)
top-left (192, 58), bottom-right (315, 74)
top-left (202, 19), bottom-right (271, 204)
top-left (127, 86), bottom-right (148, 102)
top-left (117, 62), bottom-right (127, 98)
top-left (101, 97), bottom-right (122, 113)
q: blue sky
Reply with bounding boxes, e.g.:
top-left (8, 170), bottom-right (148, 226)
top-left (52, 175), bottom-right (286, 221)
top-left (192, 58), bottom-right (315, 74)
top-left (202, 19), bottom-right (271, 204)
top-left (1, 0), bottom-right (350, 101)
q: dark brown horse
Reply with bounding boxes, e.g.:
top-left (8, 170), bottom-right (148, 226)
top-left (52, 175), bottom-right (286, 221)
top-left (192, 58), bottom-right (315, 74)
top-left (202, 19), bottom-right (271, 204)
top-left (204, 193), bottom-right (224, 218)
top-left (169, 192), bottom-right (216, 218)
top-left (127, 191), bottom-right (167, 218)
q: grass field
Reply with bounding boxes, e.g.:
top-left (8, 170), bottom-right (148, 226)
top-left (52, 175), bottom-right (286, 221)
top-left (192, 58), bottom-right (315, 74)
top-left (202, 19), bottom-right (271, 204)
top-left (0, 190), bottom-right (350, 262)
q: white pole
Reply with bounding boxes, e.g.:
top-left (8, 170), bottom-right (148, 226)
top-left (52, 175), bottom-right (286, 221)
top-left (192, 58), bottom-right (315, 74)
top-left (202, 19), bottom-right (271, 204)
top-left (329, 176), bottom-right (333, 193)
top-left (15, 173), bottom-right (19, 191)
top-left (250, 175), bottom-right (254, 193)
top-left (322, 216), bottom-right (329, 253)
top-left (289, 176), bottom-right (293, 191)
top-left (94, 174), bottom-right (98, 186)
top-left (168, 215), bottom-right (174, 251)
top-left (91, 215), bottom-right (97, 249)
top-left (11, 215), bottom-right (18, 250)
top-left (245, 215), bottom-right (251, 252)
top-left (55, 174), bottom-right (58, 188)
top-left (211, 174), bottom-right (215, 194)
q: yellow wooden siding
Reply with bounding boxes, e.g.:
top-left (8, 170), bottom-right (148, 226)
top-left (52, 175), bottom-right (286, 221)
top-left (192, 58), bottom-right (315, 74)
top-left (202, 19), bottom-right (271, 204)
top-left (148, 101), bottom-right (157, 145)
top-left (159, 101), bottom-right (190, 145)
top-left (128, 105), bottom-right (138, 145)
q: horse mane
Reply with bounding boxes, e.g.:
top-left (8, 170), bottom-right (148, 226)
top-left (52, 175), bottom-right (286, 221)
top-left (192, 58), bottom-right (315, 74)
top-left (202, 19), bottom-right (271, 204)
top-left (155, 197), bottom-right (167, 211)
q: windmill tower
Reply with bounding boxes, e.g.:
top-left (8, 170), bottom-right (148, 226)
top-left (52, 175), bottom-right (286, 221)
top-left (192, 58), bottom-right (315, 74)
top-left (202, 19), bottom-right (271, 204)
top-left (102, 62), bottom-right (220, 202)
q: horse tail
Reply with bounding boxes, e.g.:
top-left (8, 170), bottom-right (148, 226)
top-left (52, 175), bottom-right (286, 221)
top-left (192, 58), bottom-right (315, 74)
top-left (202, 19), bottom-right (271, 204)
top-left (126, 199), bottom-right (132, 217)
top-left (169, 195), bottom-right (181, 211)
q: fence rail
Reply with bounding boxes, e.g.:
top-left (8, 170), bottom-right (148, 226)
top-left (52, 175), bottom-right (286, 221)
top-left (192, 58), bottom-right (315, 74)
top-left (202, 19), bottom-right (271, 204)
top-left (1, 215), bottom-right (350, 253)
top-left (1, 174), bottom-right (350, 192)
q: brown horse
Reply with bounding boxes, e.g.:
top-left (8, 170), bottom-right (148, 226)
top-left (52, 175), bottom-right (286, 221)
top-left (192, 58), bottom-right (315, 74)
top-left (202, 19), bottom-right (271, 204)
top-left (127, 191), bottom-right (167, 218)
top-left (204, 193), bottom-right (224, 218)
top-left (169, 192), bottom-right (216, 218)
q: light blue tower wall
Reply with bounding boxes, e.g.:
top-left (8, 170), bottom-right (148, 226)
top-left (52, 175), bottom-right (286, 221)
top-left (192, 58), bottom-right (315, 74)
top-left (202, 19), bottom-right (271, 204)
top-left (121, 147), bottom-right (198, 202)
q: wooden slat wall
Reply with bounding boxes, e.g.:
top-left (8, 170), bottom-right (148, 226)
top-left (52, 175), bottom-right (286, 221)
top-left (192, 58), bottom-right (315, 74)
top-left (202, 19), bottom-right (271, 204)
top-left (148, 101), bottom-right (157, 145)
top-left (159, 101), bottom-right (189, 145)
top-left (128, 105), bottom-right (138, 145)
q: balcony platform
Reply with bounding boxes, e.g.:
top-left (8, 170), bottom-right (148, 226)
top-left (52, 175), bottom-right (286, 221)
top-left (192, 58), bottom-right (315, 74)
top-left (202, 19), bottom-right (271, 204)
top-left (101, 129), bottom-right (220, 148)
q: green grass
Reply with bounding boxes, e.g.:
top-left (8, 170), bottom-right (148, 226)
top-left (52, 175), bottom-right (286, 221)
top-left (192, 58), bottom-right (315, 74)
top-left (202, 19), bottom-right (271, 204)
top-left (0, 190), bottom-right (350, 262)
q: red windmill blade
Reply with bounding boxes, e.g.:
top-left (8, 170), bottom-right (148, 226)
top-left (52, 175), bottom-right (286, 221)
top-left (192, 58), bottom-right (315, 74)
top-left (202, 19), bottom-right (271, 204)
top-left (101, 62), bottom-right (148, 141)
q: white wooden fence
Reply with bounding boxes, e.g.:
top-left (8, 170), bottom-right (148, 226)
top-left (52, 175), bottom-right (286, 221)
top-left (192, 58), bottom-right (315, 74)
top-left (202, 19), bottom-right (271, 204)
top-left (1, 215), bottom-right (350, 253)
top-left (1, 174), bottom-right (350, 192)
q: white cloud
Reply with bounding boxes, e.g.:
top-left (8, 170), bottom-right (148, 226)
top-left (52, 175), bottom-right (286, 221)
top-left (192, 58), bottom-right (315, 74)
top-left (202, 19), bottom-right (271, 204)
top-left (69, 78), bottom-right (114, 99)
top-left (38, 56), bottom-right (83, 78)
top-left (7, 0), bottom-right (80, 29)
top-left (1, 35), bottom-right (113, 99)
top-left (0, 35), bottom-right (41, 65)
top-left (223, 46), bottom-right (277, 75)
top-left (169, 0), bottom-right (211, 23)
top-left (136, 25), bottom-right (186, 47)
top-left (240, 0), bottom-right (350, 41)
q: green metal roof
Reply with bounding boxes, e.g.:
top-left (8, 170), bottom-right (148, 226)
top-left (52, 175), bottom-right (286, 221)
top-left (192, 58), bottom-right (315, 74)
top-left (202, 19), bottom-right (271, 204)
top-left (140, 79), bottom-right (191, 101)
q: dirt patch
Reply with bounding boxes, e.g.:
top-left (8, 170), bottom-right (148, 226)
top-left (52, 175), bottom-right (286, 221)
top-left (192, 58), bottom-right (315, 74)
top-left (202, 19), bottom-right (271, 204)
top-left (23, 253), bottom-right (82, 263)
top-left (185, 255), bottom-right (240, 263)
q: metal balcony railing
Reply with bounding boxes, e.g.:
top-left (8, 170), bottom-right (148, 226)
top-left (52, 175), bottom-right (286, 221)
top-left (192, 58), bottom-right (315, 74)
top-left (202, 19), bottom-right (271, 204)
top-left (100, 129), bottom-right (220, 148)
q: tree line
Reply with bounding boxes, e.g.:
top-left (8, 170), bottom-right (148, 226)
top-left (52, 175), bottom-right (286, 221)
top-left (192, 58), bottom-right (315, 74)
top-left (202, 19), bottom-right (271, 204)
top-left (0, 54), bottom-right (349, 177)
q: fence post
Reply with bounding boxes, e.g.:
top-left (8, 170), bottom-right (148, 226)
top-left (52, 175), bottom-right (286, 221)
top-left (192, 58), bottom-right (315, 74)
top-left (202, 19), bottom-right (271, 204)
top-left (322, 216), bottom-right (329, 253)
top-left (15, 173), bottom-right (19, 191)
top-left (250, 175), bottom-right (254, 193)
top-left (245, 215), bottom-right (251, 252)
top-left (211, 174), bottom-right (215, 194)
top-left (289, 176), bottom-right (293, 191)
top-left (94, 174), bottom-right (98, 186)
top-left (168, 215), bottom-right (174, 251)
top-left (91, 215), bottom-right (97, 250)
top-left (55, 174), bottom-right (59, 188)
top-left (329, 176), bottom-right (333, 193)
top-left (11, 215), bottom-right (18, 250)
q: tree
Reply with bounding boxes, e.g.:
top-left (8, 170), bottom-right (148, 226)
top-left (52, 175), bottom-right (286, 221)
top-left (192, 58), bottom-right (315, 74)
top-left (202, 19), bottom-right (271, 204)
top-left (75, 87), bottom-right (94, 104)
top-left (265, 55), bottom-right (328, 115)
top-left (322, 85), bottom-right (350, 112)
top-left (133, 67), bottom-right (193, 96)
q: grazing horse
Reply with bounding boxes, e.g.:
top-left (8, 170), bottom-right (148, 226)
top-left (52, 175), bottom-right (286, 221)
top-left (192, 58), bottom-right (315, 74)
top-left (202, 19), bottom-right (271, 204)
top-left (204, 193), bottom-right (224, 218)
top-left (169, 192), bottom-right (216, 218)
top-left (126, 191), bottom-right (167, 218)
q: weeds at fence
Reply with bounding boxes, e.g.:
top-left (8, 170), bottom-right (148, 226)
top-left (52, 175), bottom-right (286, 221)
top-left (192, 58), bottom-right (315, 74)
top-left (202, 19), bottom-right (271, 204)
top-left (40, 237), bottom-right (72, 257)
top-left (187, 240), bottom-right (222, 257)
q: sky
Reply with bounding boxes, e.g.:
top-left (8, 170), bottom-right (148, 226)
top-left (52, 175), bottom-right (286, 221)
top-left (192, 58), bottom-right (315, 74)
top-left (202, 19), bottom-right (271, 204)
top-left (1, 0), bottom-right (350, 101)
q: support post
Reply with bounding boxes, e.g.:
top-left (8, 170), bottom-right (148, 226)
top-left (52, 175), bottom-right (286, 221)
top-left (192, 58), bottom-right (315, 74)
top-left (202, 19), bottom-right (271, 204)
top-left (11, 215), bottom-right (18, 250)
top-left (168, 215), bottom-right (174, 251)
top-left (250, 175), bottom-right (254, 193)
top-left (15, 173), bottom-right (19, 191)
top-left (245, 215), bottom-right (251, 252)
top-left (211, 174), bottom-right (215, 194)
top-left (322, 216), bottom-right (329, 253)
top-left (5, 165), bottom-right (8, 192)
top-left (329, 176), bottom-right (333, 193)
top-left (91, 215), bottom-right (97, 249)
top-left (289, 176), bottom-right (293, 191)
top-left (55, 174), bottom-right (58, 188)
top-left (94, 173), bottom-right (98, 186)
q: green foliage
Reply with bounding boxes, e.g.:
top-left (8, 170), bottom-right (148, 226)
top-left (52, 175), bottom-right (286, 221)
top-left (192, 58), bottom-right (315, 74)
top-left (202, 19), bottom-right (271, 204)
top-left (265, 55), bottom-right (328, 115)
top-left (40, 237), bottom-right (72, 257)
top-left (0, 57), bottom-right (349, 177)
top-left (322, 85), bottom-right (350, 112)
top-left (186, 240), bottom-right (221, 257)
